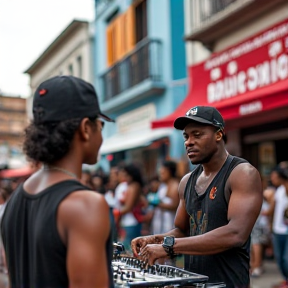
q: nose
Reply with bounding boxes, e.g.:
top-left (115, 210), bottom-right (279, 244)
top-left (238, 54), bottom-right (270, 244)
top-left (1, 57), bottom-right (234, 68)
top-left (184, 136), bottom-right (194, 147)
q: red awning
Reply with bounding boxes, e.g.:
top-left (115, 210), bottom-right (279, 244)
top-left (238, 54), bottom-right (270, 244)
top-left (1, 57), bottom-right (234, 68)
top-left (151, 78), bottom-right (288, 129)
top-left (0, 166), bottom-right (34, 179)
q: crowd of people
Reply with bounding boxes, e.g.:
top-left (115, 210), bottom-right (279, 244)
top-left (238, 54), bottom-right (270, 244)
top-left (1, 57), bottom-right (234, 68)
top-left (78, 160), bottom-right (181, 252)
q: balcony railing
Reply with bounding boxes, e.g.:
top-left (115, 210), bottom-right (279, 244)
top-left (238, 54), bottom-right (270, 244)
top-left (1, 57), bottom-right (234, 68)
top-left (200, 0), bottom-right (237, 22)
top-left (190, 0), bottom-right (245, 30)
top-left (102, 38), bottom-right (162, 102)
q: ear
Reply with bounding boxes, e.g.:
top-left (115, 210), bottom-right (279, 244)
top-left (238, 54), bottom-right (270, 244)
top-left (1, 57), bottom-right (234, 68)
top-left (215, 131), bottom-right (222, 142)
top-left (78, 118), bottom-right (91, 141)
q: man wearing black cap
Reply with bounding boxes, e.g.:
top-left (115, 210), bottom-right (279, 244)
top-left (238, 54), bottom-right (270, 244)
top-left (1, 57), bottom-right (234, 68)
top-left (131, 106), bottom-right (263, 288)
top-left (1, 76), bottom-right (114, 288)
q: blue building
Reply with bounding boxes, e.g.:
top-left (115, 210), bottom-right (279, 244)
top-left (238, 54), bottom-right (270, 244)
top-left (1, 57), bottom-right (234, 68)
top-left (94, 0), bottom-right (187, 178)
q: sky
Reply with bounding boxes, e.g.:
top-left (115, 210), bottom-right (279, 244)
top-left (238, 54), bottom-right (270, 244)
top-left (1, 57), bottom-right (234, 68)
top-left (0, 0), bottom-right (95, 97)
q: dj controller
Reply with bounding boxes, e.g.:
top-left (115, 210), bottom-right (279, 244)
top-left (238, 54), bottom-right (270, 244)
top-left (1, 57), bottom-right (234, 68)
top-left (112, 243), bottom-right (225, 288)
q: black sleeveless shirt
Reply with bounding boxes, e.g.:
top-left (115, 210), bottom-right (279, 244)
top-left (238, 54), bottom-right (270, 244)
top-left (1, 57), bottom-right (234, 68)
top-left (184, 155), bottom-right (250, 288)
top-left (1, 180), bottom-right (114, 288)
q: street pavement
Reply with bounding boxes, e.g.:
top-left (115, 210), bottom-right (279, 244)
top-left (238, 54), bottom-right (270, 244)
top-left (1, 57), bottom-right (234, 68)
top-left (250, 259), bottom-right (284, 288)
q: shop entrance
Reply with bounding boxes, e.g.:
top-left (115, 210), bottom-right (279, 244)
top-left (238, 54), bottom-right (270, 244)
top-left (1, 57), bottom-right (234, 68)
top-left (241, 118), bottom-right (288, 177)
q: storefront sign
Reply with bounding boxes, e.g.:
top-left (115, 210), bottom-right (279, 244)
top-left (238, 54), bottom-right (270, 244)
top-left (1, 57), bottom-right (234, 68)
top-left (189, 19), bottom-right (288, 109)
top-left (117, 103), bottom-right (156, 134)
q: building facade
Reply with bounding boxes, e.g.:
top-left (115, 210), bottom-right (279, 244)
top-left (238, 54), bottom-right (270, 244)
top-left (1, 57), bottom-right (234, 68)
top-left (0, 95), bottom-right (27, 169)
top-left (25, 20), bottom-right (94, 120)
top-left (153, 0), bottom-right (288, 178)
top-left (95, 0), bottom-right (188, 178)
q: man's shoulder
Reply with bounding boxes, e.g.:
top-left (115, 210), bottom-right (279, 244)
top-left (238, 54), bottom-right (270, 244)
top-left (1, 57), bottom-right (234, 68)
top-left (229, 155), bottom-right (257, 173)
top-left (178, 171), bottom-right (196, 195)
top-left (58, 190), bottom-right (108, 223)
top-left (228, 158), bottom-right (261, 186)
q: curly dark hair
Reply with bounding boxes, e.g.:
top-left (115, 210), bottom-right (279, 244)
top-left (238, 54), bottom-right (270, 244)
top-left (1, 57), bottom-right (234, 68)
top-left (23, 118), bottom-right (83, 164)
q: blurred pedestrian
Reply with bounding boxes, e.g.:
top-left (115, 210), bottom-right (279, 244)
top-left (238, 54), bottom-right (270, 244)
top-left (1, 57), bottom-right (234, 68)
top-left (131, 106), bottom-right (262, 288)
top-left (268, 165), bottom-right (288, 288)
top-left (91, 173), bottom-right (107, 195)
top-left (80, 169), bottom-right (93, 189)
top-left (114, 163), bottom-right (144, 251)
top-left (250, 177), bottom-right (271, 277)
top-left (143, 176), bottom-right (161, 234)
top-left (1, 76), bottom-right (115, 288)
top-left (150, 160), bottom-right (179, 234)
top-left (106, 166), bottom-right (119, 194)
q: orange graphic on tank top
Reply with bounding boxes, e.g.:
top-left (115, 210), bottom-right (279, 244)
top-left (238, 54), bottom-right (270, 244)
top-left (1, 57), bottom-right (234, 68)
top-left (209, 187), bottom-right (217, 199)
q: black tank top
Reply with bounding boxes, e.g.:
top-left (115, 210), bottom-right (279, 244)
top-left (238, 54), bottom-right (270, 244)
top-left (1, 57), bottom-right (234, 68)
top-left (1, 180), bottom-right (114, 288)
top-left (184, 155), bottom-right (250, 288)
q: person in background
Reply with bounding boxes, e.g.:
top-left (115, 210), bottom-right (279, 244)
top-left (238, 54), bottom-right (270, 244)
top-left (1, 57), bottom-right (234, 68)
top-left (91, 173), bottom-right (107, 195)
top-left (150, 161), bottom-right (180, 235)
top-left (106, 166), bottom-right (119, 194)
top-left (143, 176), bottom-right (161, 235)
top-left (1, 75), bottom-right (115, 288)
top-left (268, 165), bottom-right (288, 288)
top-left (131, 106), bottom-right (262, 288)
top-left (114, 163), bottom-right (144, 251)
top-left (250, 177), bottom-right (272, 277)
top-left (80, 169), bottom-right (93, 189)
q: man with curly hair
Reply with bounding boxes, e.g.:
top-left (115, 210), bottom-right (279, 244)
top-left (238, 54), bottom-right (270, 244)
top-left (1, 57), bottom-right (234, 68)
top-left (1, 76), bottom-right (114, 288)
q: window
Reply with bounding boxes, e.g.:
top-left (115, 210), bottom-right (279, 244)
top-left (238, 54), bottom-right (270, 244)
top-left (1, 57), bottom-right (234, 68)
top-left (135, 0), bottom-right (147, 43)
top-left (106, 5), bottom-right (136, 67)
top-left (68, 64), bottom-right (73, 75)
top-left (77, 56), bottom-right (82, 78)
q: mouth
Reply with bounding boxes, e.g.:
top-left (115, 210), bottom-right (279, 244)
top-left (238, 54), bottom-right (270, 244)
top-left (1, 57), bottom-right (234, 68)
top-left (187, 149), bottom-right (198, 157)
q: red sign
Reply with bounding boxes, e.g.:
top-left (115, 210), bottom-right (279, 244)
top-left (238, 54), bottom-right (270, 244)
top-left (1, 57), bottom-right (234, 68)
top-left (189, 18), bottom-right (288, 115)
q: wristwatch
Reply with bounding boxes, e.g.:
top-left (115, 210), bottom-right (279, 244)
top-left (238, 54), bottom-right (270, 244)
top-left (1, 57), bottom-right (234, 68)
top-left (162, 236), bottom-right (175, 256)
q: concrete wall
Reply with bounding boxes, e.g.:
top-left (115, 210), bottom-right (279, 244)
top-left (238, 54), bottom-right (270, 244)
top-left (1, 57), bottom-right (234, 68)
top-left (29, 22), bottom-right (93, 92)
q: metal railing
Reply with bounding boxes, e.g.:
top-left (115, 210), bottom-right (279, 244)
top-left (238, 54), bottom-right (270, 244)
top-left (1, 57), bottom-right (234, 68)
top-left (102, 38), bottom-right (162, 102)
top-left (190, 0), bottom-right (244, 29)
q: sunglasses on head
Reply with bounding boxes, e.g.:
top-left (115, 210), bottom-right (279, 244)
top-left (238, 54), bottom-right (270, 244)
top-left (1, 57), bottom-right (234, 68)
top-left (88, 117), bottom-right (105, 130)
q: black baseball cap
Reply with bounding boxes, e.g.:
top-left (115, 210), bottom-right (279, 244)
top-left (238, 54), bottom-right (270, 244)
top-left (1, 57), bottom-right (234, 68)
top-left (174, 106), bottom-right (225, 132)
top-left (33, 75), bottom-right (114, 124)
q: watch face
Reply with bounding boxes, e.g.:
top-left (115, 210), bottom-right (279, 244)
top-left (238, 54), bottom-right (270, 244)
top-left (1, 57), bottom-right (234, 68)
top-left (164, 236), bottom-right (174, 247)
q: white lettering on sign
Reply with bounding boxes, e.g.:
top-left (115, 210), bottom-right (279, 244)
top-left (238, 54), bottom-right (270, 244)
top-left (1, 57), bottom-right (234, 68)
top-left (204, 22), bottom-right (288, 70)
top-left (239, 101), bottom-right (263, 115)
top-left (207, 52), bottom-right (288, 103)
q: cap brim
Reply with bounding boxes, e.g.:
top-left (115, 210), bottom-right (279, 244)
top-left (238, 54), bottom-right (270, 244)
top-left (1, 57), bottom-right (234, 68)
top-left (174, 116), bottom-right (214, 130)
top-left (99, 112), bottom-right (115, 122)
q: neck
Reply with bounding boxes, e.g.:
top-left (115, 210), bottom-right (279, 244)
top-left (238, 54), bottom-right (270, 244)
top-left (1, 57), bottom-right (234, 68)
top-left (202, 150), bottom-right (229, 175)
top-left (43, 164), bottom-right (79, 179)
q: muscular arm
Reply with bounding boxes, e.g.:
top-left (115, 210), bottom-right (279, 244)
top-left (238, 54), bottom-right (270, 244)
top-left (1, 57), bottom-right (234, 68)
top-left (173, 163), bottom-right (263, 255)
top-left (58, 191), bottom-right (110, 288)
top-left (131, 174), bottom-right (190, 256)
